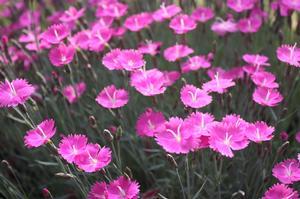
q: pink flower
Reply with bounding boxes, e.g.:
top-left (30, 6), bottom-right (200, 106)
top-left (155, 117), bottom-right (200, 154)
top-left (277, 44), bottom-right (300, 67)
top-left (191, 7), bottom-right (215, 23)
top-left (227, 0), bottom-right (256, 13)
top-left (0, 79), bottom-right (35, 108)
top-left (163, 71), bottom-right (181, 86)
top-left (263, 184), bottom-right (299, 199)
top-left (88, 182), bottom-right (108, 199)
top-left (124, 12), bottom-right (153, 32)
top-left (185, 112), bottom-right (215, 136)
top-left (24, 119), bottom-right (56, 148)
top-left (295, 132), bottom-right (300, 143)
top-left (118, 49), bottom-right (145, 71)
top-left (272, 159), bottom-right (300, 184)
top-left (280, 131), bottom-right (289, 141)
top-left (245, 121), bottom-right (274, 142)
top-left (58, 134), bottom-right (88, 163)
top-left (169, 14), bottom-right (197, 34)
top-left (252, 87), bottom-right (283, 107)
top-left (242, 54), bottom-right (270, 68)
top-left (107, 176), bottom-right (140, 199)
top-left (96, 2), bottom-right (128, 18)
top-left (89, 28), bottom-right (113, 52)
top-left (59, 7), bottom-right (85, 23)
top-left (48, 44), bottom-right (75, 67)
top-left (152, 3), bottom-right (181, 22)
top-left (251, 71), bottom-right (279, 88)
top-left (203, 73), bottom-right (236, 94)
top-left (282, 0), bottom-right (300, 11)
top-left (211, 19), bottom-right (238, 36)
top-left (41, 24), bottom-right (70, 44)
top-left (96, 85), bottom-right (129, 109)
top-left (69, 30), bottom-right (92, 50)
top-left (237, 17), bottom-right (262, 33)
top-left (91, 17), bottom-right (114, 30)
top-left (74, 144), bottom-right (112, 173)
top-left (136, 108), bottom-right (166, 137)
top-left (180, 84), bottom-right (212, 109)
top-left (130, 69), bottom-right (166, 96)
top-left (62, 82), bottom-right (86, 104)
top-left (163, 44), bottom-right (194, 62)
top-left (102, 48), bottom-right (123, 70)
top-left (181, 55), bottom-right (211, 73)
top-left (138, 41), bottom-right (162, 56)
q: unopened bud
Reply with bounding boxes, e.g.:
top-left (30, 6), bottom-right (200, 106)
top-left (277, 141), bottom-right (289, 156)
top-left (166, 154), bottom-right (178, 168)
top-left (42, 188), bottom-right (51, 198)
top-left (103, 129), bottom-right (114, 142)
top-left (55, 172), bottom-right (75, 179)
top-left (124, 167), bottom-right (133, 179)
top-left (88, 115), bottom-right (97, 128)
top-left (280, 131), bottom-right (289, 141)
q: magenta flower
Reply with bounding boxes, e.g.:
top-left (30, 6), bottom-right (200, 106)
top-left (96, 85), bottom-right (129, 109)
top-left (136, 108), bottom-right (166, 137)
top-left (91, 16), bottom-right (114, 30)
top-left (227, 0), bottom-right (256, 13)
top-left (263, 184), bottom-right (299, 199)
top-left (211, 19), bottom-right (238, 36)
top-left (181, 55), bottom-right (211, 73)
top-left (0, 79), bottom-right (35, 108)
top-left (282, 0), bottom-right (300, 11)
top-left (58, 134), bottom-right (88, 163)
top-left (169, 14), bottom-right (197, 34)
top-left (59, 7), bottom-right (85, 23)
top-left (252, 87), bottom-right (283, 107)
top-left (237, 17), bottom-right (262, 33)
top-left (153, 3), bottom-right (181, 22)
top-left (88, 182), bottom-right (108, 199)
top-left (272, 159), bottom-right (300, 184)
top-left (185, 112), bottom-right (215, 137)
top-left (96, 2), bottom-right (128, 18)
top-left (242, 54), bottom-right (270, 68)
top-left (41, 24), bottom-right (70, 44)
top-left (118, 49), bottom-right (145, 71)
top-left (295, 132), bottom-right (300, 143)
top-left (180, 84), bottom-right (212, 109)
top-left (203, 73), bottom-right (236, 94)
top-left (191, 7), bottom-right (214, 23)
top-left (124, 12), bottom-right (153, 32)
top-left (245, 121), bottom-right (274, 143)
top-left (107, 176), bottom-right (140, 199)
top-left (24, 119), bottom-right (56, 148)
top-left (69, 30), bottom-right (92, 50)
top-left (102, 48), bottom-right (123, 70)
top-left (251, 71), bottom-right (279, 89)
top-left (62, 82), bottom-right (86, 104)
top-left (163, 71), bottom-right (180, 87)
top-left (277, 44), bottom-right (300, 67)
top-left (223, 67), bottom-right (245, 80)
top-left (89, 28), bottom-right (113, 52)
top-left (48, 44), bottom-right (75, 67)
top-left (163, 44), bottom-right (194, 62)
top-left (138, 41), bottom-right (162, 56)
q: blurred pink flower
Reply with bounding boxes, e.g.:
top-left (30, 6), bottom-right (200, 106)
top-left (191, 7), bottom-right (214, 23)
top-left (48, 44), bottom-right (75, 67)
top-left (69, 30), bottom-right (92, 50)
top-left (96, 2), bottom-right (128, 18)
top-left (107, 176), bottom-right (140, 199)
top-left (112, 27), bottom-right (127, 37)
top-left (124, 12), bottom-right (153, 32)
top-left (136, 108), bottom-right (166, 137)
top-left (59, 7), bottom-right (85, 23)
top-left (164, 44), bottom-right (194, 62)
top-left (24, 119), bottom-right (56, 148)
top-left (89, 28), bottom-right (113, 52)
top-left (180, 84), bottom-right (212, 109)
top-left (41, 24), bottom-right (70, 44)
top-left (163, 71), bottom-right (180, 86)
top-left (238, 17), bottom-right (262, 33)
top-left (181, 55), bottom-right (211, 73)
top-left (280, 131), bottom-right (289, 141)
top-left (0, 79), bottom-right (35, 107)
top-left (102, 48), bottom-right (123, 70)
top-left (74, 144), bottom-right (111, 172)
top-left (62, 82), bottom-right (86, 104)
top-left (277, 44), bottom-right (300, 67)
top-left (245, 121), bottom-right (274, 142)
top-left (282, 0), bottom-right (300, 11)
top-left (96, 85), bottom-right (129, 109)
top-left (88, 182), bottom-right (108, 199)
top-left (243, 54), bottom-right (270, 68)
top-left (263, 184), bottom-right (299, 199)
top-left (153, 3), bottom-right (181, 22)
top-left (252, 87), bottom-right (283, 107)
top-left (185, 112), bottom-right (215, 137)
top-left (118, 49), bottom-right (145, 71)
top-left (227, 0), bottom-right (256, 13)
top-left (251, 71), bottom-right (279, 89)
top-left (138, 41), bottom-right (162, 56)
top-left (91, 17), bottom-right (114, 30)
top-left (203, 73), bottom-right (235, 94)
top-left (272, 159), bottom-right (300, 184)
top-left (169, 14), bottom-right (197, 34)
top-left (295, 132), bottom-right (300, 143)
top-left (211, 19), bottom-right (238, 36)
top-left (58, 134), bottom-right (88, 163)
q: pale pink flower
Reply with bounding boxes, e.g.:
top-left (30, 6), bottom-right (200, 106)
top-left (107, 176), bottom-right (140, 199)
top-left (62, 82), bottom-right (86, 104)
top-left (41, 24), bottom-right (70, 44)
top-left (0, 79), bottom-right (35, 108)
top-left (191, 7), bottom-right (214, 23)
top-left (211, 19), bottom-right (238, 36)
top-left (124, 12), bottom-right (153, 32)
top-left (181, 55), bottom-right (211, 73)
top-left (118, 49), bottom-right (145, 71)
top-left (136, 108), bottom-right (166, 137)
top-left (59, 7), bottom-right (85, 23)
top-left (180, 84), bottom-right (212, 109)
top-left (169, 14), bottom-right (197, 34)
top-left (163, 71), bottom-right (180, 87)
top-left (243, 54), bottom-right (270, 69)
top-left (58, 134), bottom-right (88, 163)
top-left (251, 71), bottom-right (279, 88)
top-left (203, 73), bottom-right (236, 94)
top-left (227, 0), bottom-right (256, 13)
top-left (96, 2), bottom-right (128, 18)
top-left (48, 44), bottom-right (75, 67)
top-left (69, 30), bottom-right (92, 50)
top-left (24, 119), bottom-right (56, 148)
top-left (245, 121), bottom-right (274, 142)
top-left (277, 44), bottom-right (300, 67)
top-left (237, 17), bottom-right (262, 33)
top-left (252, 87), bottom-right (283, 107)
top-left (102, 48), bottom-right (123, 70)
top-left (263, 184), bottom-right (299, 199)
top-left (163, 44), bottom-right (194, 62)
top-left (88, 182), bottom-right (108, 199)
top-left (138, 41), bottom-right (162, 56)
top-left (89, 28), bottom-right (113, 52)
top-left (272, 159), bottom-right (300, 184)
top-left (152, 3), bottom-right (181, 22)
top-left (96, 85), bottom-right (129, 109)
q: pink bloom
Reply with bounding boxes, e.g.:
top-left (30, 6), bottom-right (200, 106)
top-left (237, 17), bottom-right (262, 33)
top-left (96, 85), bottom-right (129, 109)
top-left (138, 41), bottom-right (162, 56)
top-left (107, 176), bottom-right (140, 199)
top-left (59, 7), bottom-right (85, 23)
top-left (181, 55), bottom-right (211, 73)
top-left (88, 182), bottom-right (108, 199)
top-left (252, 87), bottom-right (283, 107)
top-left (89, 28), bottom-right (113, 52)
top-left (251, 71), bottom-right (279, 88)
top-left (282, 0), bottom-right (300, 11)
top-left (223, 67), bottom-right (245, 80)
top-left (118, 49), bottom-right (145, 71)
top-left (112, 27), bottom-right (127, 37)
top-left (180, 84), bottom-right (212, 109)
top-left (242, 54), bottom-right (270, 68)
top-left (245, 121), bottom-right (274, 142)
top-left (74, 144), bottom-right (112, 173)
top-left (243, 65), bottom-right (265, 75)
top-left (124, 12), bottom-right (153, 32)
top-left (153, 3), bottom-right (181, 22)
top-left (227, 0), bottom-right (256, 13)
top-left (91, 17), bottom-right (114, 30)
top-left (295, 132), bottom-right (300, 143)
top-left (155, 117), bottom-right (200, 154)
top-left (263, 184), bottom-right (299, 199)
top-left (277, 44), bottom-right (300, 67)
top-left (69, 30), bottom-right (92, 50)
top-left (191, 7), bottom-right (215, 23)
top-left (272, 159), bottom-right (300, 184)
top-left (58, 134), bottom-right (88, 163)
top-left (163, 71), bottom-right (180, 87)
top-left (169, 14), bottom-right (197, 34)
top-left (41, 24), bottom-right (70, 44)
top-left (185, 112), bottom-right (215, 136)
top-left (0, 79), bottom-right (35, 107)
top-left (48, 44), bottom-right (75, 67)
top-left (136, 108), bottom-right (166, 137)
top-left (211, 19), bottom-right (238, 36)
top-left (24, 119), bottom-right (56, 148)
top-left (163, 44), bottom-right (194, 62)
top-left (96, 2), bottom-right (128, 18)
top-left (102, 48), bottom-right (123, 70)
top-left (62, 82), bottom-right (86, 104)
top-left (203, 73), bottom-right (235, 94)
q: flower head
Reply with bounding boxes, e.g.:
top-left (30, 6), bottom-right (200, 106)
top-left (245, 121), bottom-right (274, 142)
top-left (153, 3), bottom-right (181, 22)
top-left (181, 55), bottom-right (211, 73)
top-left (243, 53), bottom-right (270, 68)
top-left (118, 49), bottom-right (145, 71)
top-left (211, 19), bottom-right (238, 36)
top-left (263, 184), bottom-right (299, 199)
top-left (180, 84), bottom-right (212, 109)
top-left (48, 44), bottom-right (75, 67)
top-left (185, 112), bottom-right (215, 136)
top-left (88, 182), bottom-right (108, 199)
top-left (107, 176), bottom-right (140, 199)
top-left (59, 6), bottom-right (85, 23)
top-left (164, 44), bottom-right (194, 62)
top-left (124, 12), bottom-right (153, 32)
top-left (203, 73), bottom-right (235, 94)
top-left (96, 85), bottom-right (129, 109)
top-left (191, 7), bottom-right (214, 23)
top-left (272, 159), bottom-right (300, 184)
top-left (163, 71), bottom-right (180, 87)
top-left (237, 17), bottom-right (262, 33)
top-left (169, 14), bottom-right (197, 34)
top-left (41, 24), bottom-right (70, 44)
top-left (252, 87), bottom-right (283, 107)
top-left (227, 0), bottom-right (256, 13)
top-left (138, 41), bottom-right (162, 56)
top-left (102, 48), bottom-right (123, 70)
top-left (96, 2), bottom-right (128, 18)
top-left (63, 82), bottom-right (86, 104)
top-left (277, 44), bottom-right (300, 67)
top-left (89, 28), bottom-right (113, 52)
top-left (69, 30), bottom-right (92, 50)
top-left (251, 71), bottom-right (279, 88)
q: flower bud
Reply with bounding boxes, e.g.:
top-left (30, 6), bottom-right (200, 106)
top-left (166, 154), bottom-right (178, 168)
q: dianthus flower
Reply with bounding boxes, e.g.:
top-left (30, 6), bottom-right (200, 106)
top-left (242, 53), bottom-right (270, 70)
top-left (41, 24), bottom-right (70, 44)
top-left (163, 44), bottom-right (194, 62)
top-left (272, 159), bottom-right (300, 184)
top-left (252, 87), bottom-right (283, 107)
top-left (237, 17), bottom-right (262, 33)
top-left (245, 121), bottom-right (274, 142)
top-left (180, 84), bottom-right (212, 109)
top-left (251, 71), bottom-right (279, 88)
top-left (107, 176), bottom-right (140, 199)
top-left (169, 14), bottom-right (197, 34)
top-left (227, 0), bottom-right (256, 13)
top-left (88, 182), bottom-right (108, 199)
top-left (96, 2), bottom-right (128, 18)
top-left (203, 73), bottom-right (235, 94)
top-left (152, 3), bottom-right (181, 22)
top-left (191, 7), bottom-right (214, 23)
top-left (102, 48), bottom-right (123, 70)
top-left (124, 12), bottom-right (153, 32)
top-left (263, 184), bottom-right (299, 199)
top-left (181, 55), bottom-right (211, 73)
top-left (277, 44), bottom-right (300, 67)
top-left (163, 71), bottom-right (180, 86)
top-left (59, 6), bottom-right (85, 23)
top-left (117, 49), bottom-right (145, 71)
top-left (96, 85), bottom-right (129, 109)
top-left (138, 41), bottom-right (162, 56)
top-left (69, 30), bottom-right (92, 50)
top-left (48, 44), bottom-right (75, 67)
top-left (62, 82), bottom-right (86, 104)
top-left (211, 19), bottom-right (238, 36)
